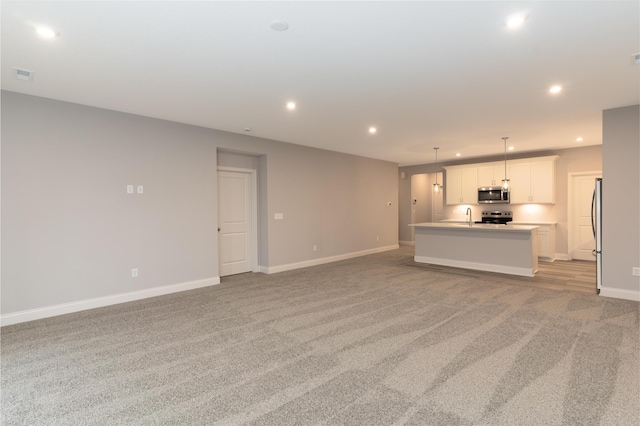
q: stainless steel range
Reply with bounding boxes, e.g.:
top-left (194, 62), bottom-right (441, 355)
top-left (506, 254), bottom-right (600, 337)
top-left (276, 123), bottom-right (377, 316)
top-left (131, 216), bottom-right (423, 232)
top-left (476, 211), bottom-right (513, 224)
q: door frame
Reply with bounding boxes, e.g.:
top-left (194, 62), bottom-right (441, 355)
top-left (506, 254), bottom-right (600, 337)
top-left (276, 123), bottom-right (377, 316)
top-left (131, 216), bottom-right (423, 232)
top-left (567, 170), bottom-right (601, 260)
top-left (217, 166), bottom-right (259, 274)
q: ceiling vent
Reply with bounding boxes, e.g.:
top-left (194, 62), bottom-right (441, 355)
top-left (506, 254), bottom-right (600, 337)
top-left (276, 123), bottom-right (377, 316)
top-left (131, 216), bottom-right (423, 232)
top-left (13, 67), bottom-right (34, 81)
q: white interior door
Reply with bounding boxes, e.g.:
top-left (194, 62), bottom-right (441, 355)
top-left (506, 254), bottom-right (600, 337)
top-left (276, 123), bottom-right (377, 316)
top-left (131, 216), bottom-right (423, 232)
top-left (570, 172), bottom-right (601, 261)
top-left (218, 169), bottom-right (256, 276)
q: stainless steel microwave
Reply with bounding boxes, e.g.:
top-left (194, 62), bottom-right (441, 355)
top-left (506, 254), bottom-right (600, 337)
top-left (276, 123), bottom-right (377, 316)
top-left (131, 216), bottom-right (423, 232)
top-left (478, 186), bottom-right (510, 204)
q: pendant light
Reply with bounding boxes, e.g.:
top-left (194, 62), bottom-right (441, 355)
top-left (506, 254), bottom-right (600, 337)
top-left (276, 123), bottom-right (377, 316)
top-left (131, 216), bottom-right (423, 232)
top-left (501, 136), bottom-right (510, 190)
top-left (433, 147), bottom-right (441, 193)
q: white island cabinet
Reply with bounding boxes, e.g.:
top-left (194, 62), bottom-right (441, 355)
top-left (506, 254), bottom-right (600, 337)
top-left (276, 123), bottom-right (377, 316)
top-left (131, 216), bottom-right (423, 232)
top-left (410, 223), bottom-right (539, 277)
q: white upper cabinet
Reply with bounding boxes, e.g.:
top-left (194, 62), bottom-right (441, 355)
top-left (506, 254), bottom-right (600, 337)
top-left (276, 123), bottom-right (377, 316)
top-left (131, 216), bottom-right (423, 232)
top-left (508, 157), bottom-right (557, 204)
top-left (477, 164), bottom-right (508, 187)
top-left (530, 161), bottom-right (555, 203)
top-left (508, 163), bottom-right (532, 204)
top-left (446, 168), bottom-right (462, 205)
top-left (444, 166), bottom-right (478, 205)
top-left (445, 156), bottom-right (557, 206)
top-left (461, 168), bottom-right (478, 204)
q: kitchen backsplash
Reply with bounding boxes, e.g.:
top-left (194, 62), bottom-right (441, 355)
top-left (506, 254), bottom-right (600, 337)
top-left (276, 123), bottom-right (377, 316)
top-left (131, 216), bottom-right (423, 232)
top-left (445, 204), bottom-right (555, 222)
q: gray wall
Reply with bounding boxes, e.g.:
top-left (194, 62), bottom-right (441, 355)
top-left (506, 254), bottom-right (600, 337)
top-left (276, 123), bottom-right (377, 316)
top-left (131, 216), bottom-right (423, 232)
top-left (398, 145), bottom-right (603, 256)
top-left (602, 105), bottom-right (640, 295)
top-left (1, 91), bottom-right (398, 316)
top-left (213, 132), bottom-right (399, 268)
top-left (2, 92), bottom-right (218, 314)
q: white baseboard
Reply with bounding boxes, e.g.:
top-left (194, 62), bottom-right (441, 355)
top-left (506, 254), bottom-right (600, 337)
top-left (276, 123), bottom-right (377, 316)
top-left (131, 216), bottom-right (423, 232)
top-left (599, 287), bottom-right (640, 302)
top-left (399, 240), bottom-right (415, 246)
top-left (0, 276), bottom-right (220, 327)
top-left (263, 244), bottom-right (400, 274)
top-left (414, 255), bottom-right (535, 277)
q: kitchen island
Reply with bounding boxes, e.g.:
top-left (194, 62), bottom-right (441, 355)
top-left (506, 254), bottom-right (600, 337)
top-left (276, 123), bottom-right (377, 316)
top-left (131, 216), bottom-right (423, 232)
top-left (410, 222), bottom-right (539, 277)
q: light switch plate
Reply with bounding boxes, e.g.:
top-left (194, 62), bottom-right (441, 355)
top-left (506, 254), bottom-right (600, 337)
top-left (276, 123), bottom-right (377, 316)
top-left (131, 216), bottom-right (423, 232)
top-left (274, 213), bottom-right (284, 220)
top-left (127, 185), bottom-right (134, 194)
top-left (632, 267), bottom-right (640, 277)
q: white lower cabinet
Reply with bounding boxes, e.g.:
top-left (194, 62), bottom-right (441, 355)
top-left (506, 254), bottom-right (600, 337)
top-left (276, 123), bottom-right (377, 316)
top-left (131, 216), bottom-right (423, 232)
top-left (537, 226), bottom-right (554, 260)
top-left (514, 222), bottom-right (556, 261)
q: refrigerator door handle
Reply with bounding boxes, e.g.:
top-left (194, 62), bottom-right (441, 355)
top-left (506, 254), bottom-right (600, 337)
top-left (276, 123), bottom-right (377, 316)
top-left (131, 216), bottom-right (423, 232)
top-left (591, 189), bottom-right (596, 238)
top-left (594, 178), bottom-right (602, 293)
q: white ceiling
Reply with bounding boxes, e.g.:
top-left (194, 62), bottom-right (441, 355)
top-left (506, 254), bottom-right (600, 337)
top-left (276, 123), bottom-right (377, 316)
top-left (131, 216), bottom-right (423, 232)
top-left (2, 1), bottom-right (639, 166)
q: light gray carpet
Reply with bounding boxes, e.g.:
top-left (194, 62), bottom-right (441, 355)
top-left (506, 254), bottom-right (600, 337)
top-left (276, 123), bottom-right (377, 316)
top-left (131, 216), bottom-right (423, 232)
top-left (2, 247), bottom-right (639, 425)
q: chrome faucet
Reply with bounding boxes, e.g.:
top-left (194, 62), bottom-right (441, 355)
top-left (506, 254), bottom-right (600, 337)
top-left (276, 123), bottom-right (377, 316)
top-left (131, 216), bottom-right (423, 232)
top-left (466, 207), bottom-right (473, 227)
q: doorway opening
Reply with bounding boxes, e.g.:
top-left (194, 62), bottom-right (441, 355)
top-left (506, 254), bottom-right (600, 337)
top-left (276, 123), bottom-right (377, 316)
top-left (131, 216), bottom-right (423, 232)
top-left (217, 150), bottom-right (263, 277)
top-left (410, 172), bottom-right (443, 242)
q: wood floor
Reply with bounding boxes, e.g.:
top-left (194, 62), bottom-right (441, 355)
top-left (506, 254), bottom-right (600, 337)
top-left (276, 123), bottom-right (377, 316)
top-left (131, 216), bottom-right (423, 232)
top-left (405, 258), bottom-right (597, 295)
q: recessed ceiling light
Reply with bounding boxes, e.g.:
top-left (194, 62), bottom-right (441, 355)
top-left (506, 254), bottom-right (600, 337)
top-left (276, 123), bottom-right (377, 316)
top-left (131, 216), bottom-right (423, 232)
top-left (286, 101), bottom-right (296, 110)
top-left (549, 85), bottom-right (562, 94)
top-left (368, 127), bottom-right (377, 134)
top-left (455, 153), bottom-right (461, 157)
top-left (36, 27), bottom-right (58, 39)
top-left (270, 20), bottom-right (289, 32)
top-left (576, 137), bottom-right (584, 142)
top-left (243, 127), bottom-right (252, 132)
top-left (508, 146), bottom-right (515, 151)
top-left (506, 13), bottom-right (527, 29)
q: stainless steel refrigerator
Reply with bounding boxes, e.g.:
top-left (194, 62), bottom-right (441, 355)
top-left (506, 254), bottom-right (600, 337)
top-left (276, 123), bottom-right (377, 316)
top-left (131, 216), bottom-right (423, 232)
top-left (591, 178), bottom-right (602, 293)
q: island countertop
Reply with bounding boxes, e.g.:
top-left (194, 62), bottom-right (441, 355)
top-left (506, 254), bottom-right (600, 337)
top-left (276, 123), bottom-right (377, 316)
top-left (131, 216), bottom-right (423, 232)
top-left (410, 222), bottom-right (539, 232)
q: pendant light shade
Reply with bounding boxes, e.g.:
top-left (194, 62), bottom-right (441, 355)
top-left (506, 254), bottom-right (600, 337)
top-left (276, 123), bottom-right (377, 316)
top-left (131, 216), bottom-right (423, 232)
top-left (433, 147), bottom-right (441, 193)
top-left (501, 137), bottom-right (510, 190)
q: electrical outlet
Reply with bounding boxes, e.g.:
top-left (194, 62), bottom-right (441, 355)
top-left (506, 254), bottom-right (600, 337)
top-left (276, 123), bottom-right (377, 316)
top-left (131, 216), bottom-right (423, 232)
top-left (376, 236), bottom-right (379, 241)
top-left (127, 185), bottom-right (134, 194)
top-left (313, 245), bottom-right (317, 251)
top-left (131, 268), bottom-right (139, 278)
top-left (137, 185), bottom-right (143, 194)
top-left (632, 267), bottom-right (640, 277)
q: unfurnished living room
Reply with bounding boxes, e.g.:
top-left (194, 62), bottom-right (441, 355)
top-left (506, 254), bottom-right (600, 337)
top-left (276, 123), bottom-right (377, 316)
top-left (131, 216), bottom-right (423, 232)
top-left (1, 2), bottom-right (639, 425)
